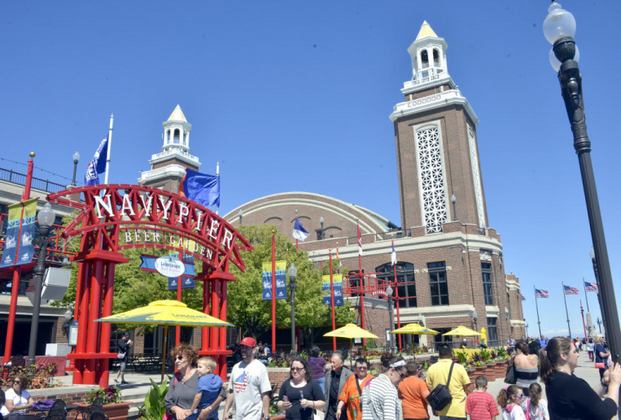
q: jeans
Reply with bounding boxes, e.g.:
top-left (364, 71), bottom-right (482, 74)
top-left (315, 376), bottom-right (326, 394)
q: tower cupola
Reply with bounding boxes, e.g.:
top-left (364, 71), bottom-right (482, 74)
top-left (407, 21), bottom-right (449, 85)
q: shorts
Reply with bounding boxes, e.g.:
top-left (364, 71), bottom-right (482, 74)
top-left (119, 361), bottom-right (127, 371)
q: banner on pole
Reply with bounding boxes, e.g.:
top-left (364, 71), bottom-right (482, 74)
top-left (1, 198), bottom-right (38, 268)
top-left (168, 277), bottom-right (196, 291)
top-left (262, 260), bottom-right (287, 300)
top-left (322, 274), bottom-right (344, 306)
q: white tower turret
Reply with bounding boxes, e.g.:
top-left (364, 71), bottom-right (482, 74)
top-left (139, 105), bottom-right (201, 192)
top-left (406, 21), bottom-right (449, 88)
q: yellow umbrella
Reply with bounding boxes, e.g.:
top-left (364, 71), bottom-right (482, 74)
top-left (324, 323), bottom-right (378, 339)
top-left (324, 324), bottom-right (378, 365)
top-left (392, 323), bottom-right (439, 335)
top-left (98, 300), bottom-right (233, 381)
top-left (443, 325), bottom-right (481, 337)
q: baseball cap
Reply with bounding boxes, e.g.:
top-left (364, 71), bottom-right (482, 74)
top-left (239, 337), bottom-right (257, 347)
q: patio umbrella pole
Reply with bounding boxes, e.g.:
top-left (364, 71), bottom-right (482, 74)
top-left (161, 325), bottom-right (169, 383)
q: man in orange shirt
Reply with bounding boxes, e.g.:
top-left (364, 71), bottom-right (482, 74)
top-left (398, 360), bottom-right (430, 420)
top-left (336, 358), bottom-right (374, 420)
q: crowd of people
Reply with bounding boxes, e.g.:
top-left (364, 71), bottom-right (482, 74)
top-left (158, 334), bottom-right (621, 420)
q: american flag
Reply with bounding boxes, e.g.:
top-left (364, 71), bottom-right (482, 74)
top-left (535, 288), bottom-right (549, 298)
top-left (584, 281), bottom-right (598, 292)
top-left (563, 285), bottom-right (580, 295)
top-left (520, 293), bottom-right (526, 301)
top-left (233, 370), bottom-right (249, 393)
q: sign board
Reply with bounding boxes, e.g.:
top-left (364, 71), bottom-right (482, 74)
top-left (262, 261), bottom-right (287, 300)
top-left (168, 277), bottom-right (196, 291)
top-left (155, 256), bottom-right (185, 277)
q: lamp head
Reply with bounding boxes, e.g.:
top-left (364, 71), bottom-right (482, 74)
top-left (386, 285), bottom-right (393, 297)
top-left (319, 216), bottom-right (324, 225)
top-left (287, 263), bottom-right (297, 279)
top-left (73, 151), bottom-right (80, 163)
top-left (543, 2), bottom-right (576, 45)
top-left (37, 202), bottom-right (56, 228)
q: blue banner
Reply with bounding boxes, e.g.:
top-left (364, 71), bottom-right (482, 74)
top-left (168, 277), bottom-right (196, 291)
top-left (1, 199), bottom-right (37, 268)
top-left (262, 261), bottom-right (287, 300)
top-left (322, 274), bottom-right (344, 306)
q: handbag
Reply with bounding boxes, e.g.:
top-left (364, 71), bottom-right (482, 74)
top-left (117, 352), bottom-right (126, 359)
top-left (504, 361), bottom-right (517, 384)
top-left (426, 362), bottom-right (454, 412)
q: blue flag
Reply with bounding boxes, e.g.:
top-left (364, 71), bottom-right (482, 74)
top-left (183, 168), bottom-right (220, 207)
top-left (84, 138), bottom-right (108, 186)
top-left (292, 218), bottom-right (309, 241)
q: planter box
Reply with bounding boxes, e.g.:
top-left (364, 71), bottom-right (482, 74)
top-left (103, 402), bottom-right (130, 420)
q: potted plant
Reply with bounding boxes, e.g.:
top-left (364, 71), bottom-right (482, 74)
top-left (85, 385), bottom-right (129, 420)
top-left (139, 379), bottom-right (169, 420)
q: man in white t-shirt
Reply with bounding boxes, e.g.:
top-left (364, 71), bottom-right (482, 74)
top-left (223, 337), bottom-right (272, 420)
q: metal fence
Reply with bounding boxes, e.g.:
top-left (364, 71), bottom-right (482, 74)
top-left (0, 167), bottom-right (67, 193)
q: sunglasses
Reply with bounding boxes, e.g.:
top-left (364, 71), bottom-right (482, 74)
top-left (13, 380), bottom-right (21, 384)
top-left (291, 367), bottom-right (305, 372)
top-left (176, 356), bottom-right (185, 360)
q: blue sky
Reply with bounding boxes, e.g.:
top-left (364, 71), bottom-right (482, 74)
top-left (1, 1), bottom-right (619, 338)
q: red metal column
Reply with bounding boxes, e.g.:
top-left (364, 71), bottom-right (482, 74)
top-left (3, 156), bottom-right (33, 364)
top-left (210, 279), bottom-right (220, 353)
top-left (73, 262), bottom-right (91, 384)
top-left (83, 260), bottom-right (103, 384)
top-left (99, 263), bottom-right (115, 387)
top-left (175, 251), bottom-right (184, 346)
top-left (219, 280), bottom-right (228, 377)
top-left (201, 277), bottom-right (211, 352)
top-left (393, 263), bottom-right (402, 351)
top-left (271, 233), bottom-right (276, 354)
top-left (67, 261), bottom-right (86, 372)
top-left (329, 252), bottom-right (336, 351)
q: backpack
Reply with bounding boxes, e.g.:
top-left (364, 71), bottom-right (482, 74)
top-left (426, 362), bottom-right (454, 412)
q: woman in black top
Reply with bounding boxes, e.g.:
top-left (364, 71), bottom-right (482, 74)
top-left (277, 357), bottom-right (325, 420)
top-left (541, 336), bottom-right (621, 419)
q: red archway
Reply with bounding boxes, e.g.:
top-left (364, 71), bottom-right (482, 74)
top-left (47, 184), bottom-right (251, 386)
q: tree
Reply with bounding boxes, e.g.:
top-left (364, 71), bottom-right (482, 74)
top-left (228, 225), bottom-right (355, 339)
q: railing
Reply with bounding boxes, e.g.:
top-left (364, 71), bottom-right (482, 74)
top-left (0, 167), bottom-right (67, 193)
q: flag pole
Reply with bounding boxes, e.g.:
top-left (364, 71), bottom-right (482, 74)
top-left (271, 231), bottom-right (277, 355)
top-left (357, 221), bottom-right (366, 346)
top-left (329, 250), bottom-right (336, 352)
top-left (583, 278), bottom-right (591, 313)
top-left (104, 114), bottom-right (113, 184)
top-left (391, 242), bottom-right (402, 351)
top-left (580, 300), bottom-right (587, 339)
top-left (562, 282), bottom-right (572, 338)
top-left (215, 161), bottom-right (220, 215)
top-left (534, 286), bottom-right (543, 339)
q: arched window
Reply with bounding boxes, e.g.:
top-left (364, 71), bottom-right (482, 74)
top-left (421, 50), bottom-right (429, 68)
top-left (375, 262), bottom-right (417, 307)
top-left (433, 48), bottom-right (440, 66)
top-left (173, 129), bottom-right (180, 144)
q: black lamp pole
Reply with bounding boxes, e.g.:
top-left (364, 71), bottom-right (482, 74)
top-left (545, 2), bottom-right (620, 361)
top-left (386, 285), bottom-right (395, 353)
top-left (71, 151), bottom-right (80, 187)
top-left (27, 203), bottom-right (55, 364)
top-left (288, 263), bottom-right (297, 352)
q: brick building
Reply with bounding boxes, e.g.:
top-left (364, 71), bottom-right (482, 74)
top-left (223, 22), bottom-right (526, 347)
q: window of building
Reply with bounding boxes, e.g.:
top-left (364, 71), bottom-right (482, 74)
top-left (481, 262), bottom-right (494, 305)
top-left (434, 328), bottom-right (453, 348)
top-left (173, 129), bottom-right (180, 144)
top-left (421, 50), bottom-right (429, 68)
top-left (487, 317), bottom-right (498, 347)
top-left (433, 48), bottom-right (440, 66)
top-left (375, 262), bottom-right (417, 307)
top-left (415, 125), bottom-right (448, 233)
top-left (428, 261), bottom-right (448, 305)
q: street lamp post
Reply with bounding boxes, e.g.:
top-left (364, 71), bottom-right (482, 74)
top-left (596, 317), bottom-right (602, 334)
top-left (386, 284), bottom-right (395, 353)
top-left (71, 152), bottom-right (80, 187)
top-left (288, 263), bottom-right (297, 352)
top-left (27, 202), bottom-right (56, 364)
top-left (316, 216), bottom-right (325, 240)
top-left (544, 1), bottom-right (621, 361)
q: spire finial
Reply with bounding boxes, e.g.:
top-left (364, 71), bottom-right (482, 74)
top-left (415, 20), bottom-right (438, 41)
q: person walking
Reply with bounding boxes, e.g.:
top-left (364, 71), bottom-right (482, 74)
top-left (277, 356), bottom-right (325, 420)
top-left (308, 346), bottom-right (326, 393)
top-left (115, 333), bottom-right (132, 384)
top-left (586, 338), bottom-right (594, 362)
top-left (497, 385), bottom-right (526, 420)
top-left (336, 357), bottom-right (374, 420)
top-left (594, 335), bottom-right (610, 382)
top-left (541, 336), bottom-right (620, 419)
top-left (465, 376), bottom-right (498, 420)
top-left (324, 351), bottom-right (352, 420)
top-left (426, 344), bottom-right (471, 420)
top-left (521, 383), bottom-right (548, 420)
top-left (360, 355), bottom-right (406, 420)
top-left (513, 340), bottom-right (538, 397)
top-left (223, 337), bottom-right (272, 420)
top-left (398, 360), bottom-right (430, 420)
